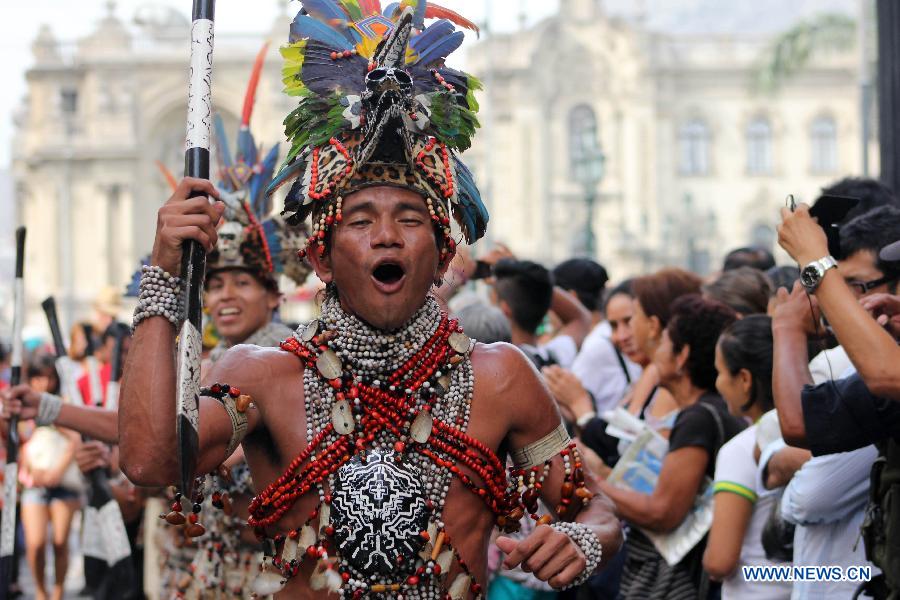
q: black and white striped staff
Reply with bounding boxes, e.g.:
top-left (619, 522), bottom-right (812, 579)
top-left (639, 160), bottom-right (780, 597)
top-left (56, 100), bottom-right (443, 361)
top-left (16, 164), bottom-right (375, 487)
top-left (1, 226), bottom-right (26, 591)
top-left (177, 0), bottom-right (216, 497)
top-left (40, 297), bottom-right (83, 405)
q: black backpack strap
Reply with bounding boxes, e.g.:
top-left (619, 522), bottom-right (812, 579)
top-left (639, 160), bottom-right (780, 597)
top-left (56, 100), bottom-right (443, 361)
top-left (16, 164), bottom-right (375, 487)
top-left (698, 401), bottom-right (726, 456)
top-left (637, 386), bottom-right (659, 421)
top-left (609, 337), bottom-right (632, 385)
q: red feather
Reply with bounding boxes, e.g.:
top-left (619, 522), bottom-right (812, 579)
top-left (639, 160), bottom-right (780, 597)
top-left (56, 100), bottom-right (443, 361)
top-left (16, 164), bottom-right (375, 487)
top-left (425, 3), bottom-right (480, 36)
top-left (358, 0), bottom-right (381, 16)
top-left (155, 160), bottom-right (178, 191)
top-left (241, 42), bottom-right (270, 127)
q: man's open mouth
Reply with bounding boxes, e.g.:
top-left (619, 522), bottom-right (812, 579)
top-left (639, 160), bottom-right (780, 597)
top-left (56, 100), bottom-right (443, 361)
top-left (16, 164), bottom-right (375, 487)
top-left (372, 262), bottom-right (405, 285)
top-left (219, 307), bottom-right (241, 317)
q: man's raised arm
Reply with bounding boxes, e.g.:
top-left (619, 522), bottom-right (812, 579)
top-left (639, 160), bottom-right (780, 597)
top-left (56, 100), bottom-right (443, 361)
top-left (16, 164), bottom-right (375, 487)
top-left (119, 178), bottom-right (226, 486)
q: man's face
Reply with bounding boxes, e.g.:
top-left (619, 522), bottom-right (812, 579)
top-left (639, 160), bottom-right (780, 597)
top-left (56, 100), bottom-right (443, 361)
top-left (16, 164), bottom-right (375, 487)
top-left (311, 186), bottom-right (446, 331)
top-left (205, 269), bottom-right (279, 345)
top-left (606, 293), bottom-right (645, 365)
top-left (839, 250), bottom-right (892, 298)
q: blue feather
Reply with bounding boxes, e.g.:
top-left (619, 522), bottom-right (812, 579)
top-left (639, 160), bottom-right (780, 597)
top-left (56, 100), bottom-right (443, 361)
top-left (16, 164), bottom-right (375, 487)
top-left (125, 256), bottom-right (150, 297)
top-left (251, 144), bottom-right (281, 219)
top-left (290, 14), bottom-right (354, 50)
top-left (236, 127), bottom-right (258, 167)
top-left (410, 19), bottom-right (454, 52)
top-left (414, 31), bottom-right (463, 67)
top-left (454, 157), bottom-right (488, 242)
top-left (412, 0), bottom-right (426, 29)
top-left (267, 157), bottom-right (307, 196)
top-left (262, 219), bottom-right (284, 271)
top-left (301, 0), bottom-right (349, 23)
top-left (382, 2), bottom-right (400, 17)
top-left (214, 114), bottom-right (233, 170)
top-left (301, 0), bottom-right (363, 44)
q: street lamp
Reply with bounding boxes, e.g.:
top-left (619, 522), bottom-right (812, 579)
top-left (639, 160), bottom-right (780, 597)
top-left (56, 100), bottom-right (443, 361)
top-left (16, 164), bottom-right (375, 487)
top-left (569, 105), bottom-right (605, 258)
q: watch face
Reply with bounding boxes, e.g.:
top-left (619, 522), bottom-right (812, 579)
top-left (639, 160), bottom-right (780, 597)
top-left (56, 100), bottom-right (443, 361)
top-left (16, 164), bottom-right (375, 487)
top-left (801, 265), bottom-right (820, 288)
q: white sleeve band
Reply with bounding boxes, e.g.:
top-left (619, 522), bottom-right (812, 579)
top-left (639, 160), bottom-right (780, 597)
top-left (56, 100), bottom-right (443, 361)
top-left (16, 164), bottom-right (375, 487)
top-left (36, 393), bottom-right (63, 426)
top-left (511, 422), bottom-right (571, 469)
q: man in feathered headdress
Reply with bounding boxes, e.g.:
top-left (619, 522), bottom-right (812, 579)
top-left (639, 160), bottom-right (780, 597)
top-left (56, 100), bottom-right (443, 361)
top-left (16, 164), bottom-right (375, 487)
top-left (119, 2), bottom-right (621, 597)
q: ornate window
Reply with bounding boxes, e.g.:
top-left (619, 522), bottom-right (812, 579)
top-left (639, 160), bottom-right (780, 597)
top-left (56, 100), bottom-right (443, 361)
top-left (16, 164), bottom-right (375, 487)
top-left (678, 119), bottom-right (710, 176)
top-left (60, 88), bottom-right (78, 115)
top-left (746, 117), bottom-right (773, 175)
top-left (568, 105), bottom-right (603, 184)
top-left (810, 116), bottom-right (837, 174)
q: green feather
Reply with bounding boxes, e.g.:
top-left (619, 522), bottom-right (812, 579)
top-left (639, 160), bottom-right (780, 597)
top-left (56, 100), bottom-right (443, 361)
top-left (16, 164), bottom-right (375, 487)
top-left (339, 0), bottom-right (363, 21)
top-left (281, 41), bottom-right (308, 96)
top-left (426, 90), bottom-right (480, 151)
top-left (465, 75), bottom-right (482, 112)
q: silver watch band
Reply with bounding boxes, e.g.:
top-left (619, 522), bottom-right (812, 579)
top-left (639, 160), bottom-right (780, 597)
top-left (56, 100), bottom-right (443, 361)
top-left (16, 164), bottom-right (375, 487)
top-left (814, 255), bottom-right (838, 272)
top-left (803, 255), bottom-right (838, 291)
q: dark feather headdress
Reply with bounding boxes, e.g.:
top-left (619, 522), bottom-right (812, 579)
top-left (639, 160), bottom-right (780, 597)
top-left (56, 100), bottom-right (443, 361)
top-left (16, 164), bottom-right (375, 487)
top-left (266, 0), bottom-right (488, 263)
top-left (207, 43), bottom-right (311, 287)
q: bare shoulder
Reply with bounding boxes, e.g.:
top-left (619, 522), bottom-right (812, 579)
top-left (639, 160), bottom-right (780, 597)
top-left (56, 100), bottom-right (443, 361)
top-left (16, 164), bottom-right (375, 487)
top-left (470, 341), bottom-right (536, 381)
top-left (207, 344), bottom-right (304, 403)
top-left (470, 342), bottom-right (559, 438)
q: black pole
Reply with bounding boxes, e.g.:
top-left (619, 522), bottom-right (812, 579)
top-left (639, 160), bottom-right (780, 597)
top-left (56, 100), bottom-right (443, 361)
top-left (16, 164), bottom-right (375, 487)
top-left (176, 0), bottom-right (216, 498)
top-left (877, 0), bottom-right (900, 198)
top-left (1, 227), bottom-right (26, 592)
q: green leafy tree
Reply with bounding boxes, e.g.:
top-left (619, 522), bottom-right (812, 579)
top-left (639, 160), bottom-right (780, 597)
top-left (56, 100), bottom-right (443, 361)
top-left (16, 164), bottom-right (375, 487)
top-left (754, 13), bottom-right (857, 94)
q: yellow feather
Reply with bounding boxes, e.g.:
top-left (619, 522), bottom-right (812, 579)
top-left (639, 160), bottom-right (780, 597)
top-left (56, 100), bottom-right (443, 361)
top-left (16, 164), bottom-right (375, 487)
top-left (280, 41), bottom-right (308, 95)
top-left (355, 35), bottom-right (381, 59)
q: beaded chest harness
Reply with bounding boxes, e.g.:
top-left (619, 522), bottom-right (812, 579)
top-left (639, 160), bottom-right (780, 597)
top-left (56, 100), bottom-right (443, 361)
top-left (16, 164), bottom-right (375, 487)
top-left (247, 293), bottom-right (507, 598)
top-left (183, 293), bottom-right (594, 598)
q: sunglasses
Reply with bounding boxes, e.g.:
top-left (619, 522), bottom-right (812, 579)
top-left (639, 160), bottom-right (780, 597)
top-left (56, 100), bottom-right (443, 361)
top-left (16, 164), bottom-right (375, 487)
top-left (846, 275), bottom-right (898, 295)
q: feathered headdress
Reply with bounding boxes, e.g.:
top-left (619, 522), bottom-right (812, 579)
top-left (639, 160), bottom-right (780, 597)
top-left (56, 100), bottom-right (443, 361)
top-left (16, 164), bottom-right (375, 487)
top-left (266, 0), bottom-right (488, 263)
top-left (206, 43), bottom-right (311, 287)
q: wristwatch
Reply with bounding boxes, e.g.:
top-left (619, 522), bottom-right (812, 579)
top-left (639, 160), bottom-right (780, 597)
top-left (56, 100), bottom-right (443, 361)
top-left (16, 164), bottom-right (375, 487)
top-left (800, 255), bottom-right (838, 292)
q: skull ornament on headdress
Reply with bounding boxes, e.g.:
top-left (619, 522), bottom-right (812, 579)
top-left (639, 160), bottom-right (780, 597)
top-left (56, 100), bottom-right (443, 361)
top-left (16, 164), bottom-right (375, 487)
top-left (205, 43), bottom-right (312, 288)
top-left (266, 0), bottom-right (488, 265)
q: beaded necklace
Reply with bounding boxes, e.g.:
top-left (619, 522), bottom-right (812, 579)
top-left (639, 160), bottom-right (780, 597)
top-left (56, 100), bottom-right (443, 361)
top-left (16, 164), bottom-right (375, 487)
top-left (246, 292), bottom-right (519, 599)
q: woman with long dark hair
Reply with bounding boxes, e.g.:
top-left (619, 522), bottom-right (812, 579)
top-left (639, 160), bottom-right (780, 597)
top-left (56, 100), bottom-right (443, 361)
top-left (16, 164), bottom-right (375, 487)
top-left (704, 315), bottom-right (792, 598)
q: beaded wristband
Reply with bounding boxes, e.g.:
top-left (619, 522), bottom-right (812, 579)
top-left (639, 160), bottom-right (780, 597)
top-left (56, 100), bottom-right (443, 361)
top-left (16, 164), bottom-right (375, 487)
top-left (550, 521), bottom-right (603, 589)
top-left (132, 265), bottom-right (184, 330)
top-left (36, 393), bottom-right (63, 426)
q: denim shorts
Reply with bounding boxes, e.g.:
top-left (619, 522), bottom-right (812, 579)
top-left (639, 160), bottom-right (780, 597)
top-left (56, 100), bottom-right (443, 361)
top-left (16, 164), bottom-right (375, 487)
top-left (20, 486), bottom-right (80, 505)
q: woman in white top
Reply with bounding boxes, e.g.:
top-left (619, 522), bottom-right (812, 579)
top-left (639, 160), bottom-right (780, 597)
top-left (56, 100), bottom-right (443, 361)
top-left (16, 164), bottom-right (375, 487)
top-left (706, 315), bottom-right (792, 599)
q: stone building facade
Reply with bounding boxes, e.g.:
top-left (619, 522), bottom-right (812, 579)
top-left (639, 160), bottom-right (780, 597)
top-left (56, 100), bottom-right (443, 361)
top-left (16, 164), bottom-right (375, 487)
top-left (11, 0), bottom-right (868, 326)
top-left (12, 7), bottom-right (294, 325)
top-left (464, 0), bottom-right (872, 278)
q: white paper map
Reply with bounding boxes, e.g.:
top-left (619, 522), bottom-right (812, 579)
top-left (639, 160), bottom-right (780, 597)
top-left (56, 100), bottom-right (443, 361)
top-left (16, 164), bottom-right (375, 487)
top-left (607, 428), bottom-right (714, 566)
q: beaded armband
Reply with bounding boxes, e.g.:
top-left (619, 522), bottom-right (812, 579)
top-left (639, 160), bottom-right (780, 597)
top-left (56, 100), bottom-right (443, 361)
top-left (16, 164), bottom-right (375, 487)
top-left (131, 265), bottom-right (184, 330)
top-left (550, 521), bottom-right (603, 588)
top-left (509, 438), bottom-right (594, 525)
top-left (202, 383), bottom-right (253, 459)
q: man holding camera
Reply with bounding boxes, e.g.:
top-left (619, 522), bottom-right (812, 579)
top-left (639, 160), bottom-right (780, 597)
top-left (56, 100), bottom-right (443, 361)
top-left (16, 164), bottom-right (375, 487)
top-left (773, 200), bottom-right (900, 599)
